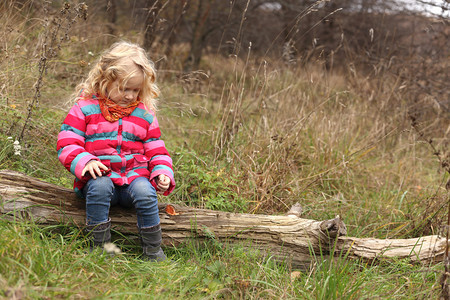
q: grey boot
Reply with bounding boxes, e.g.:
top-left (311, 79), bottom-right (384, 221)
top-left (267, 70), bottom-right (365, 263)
top-left (140, 224), bottom-right (167, 262)
top-left (85, 218), bottom-right (111, 250)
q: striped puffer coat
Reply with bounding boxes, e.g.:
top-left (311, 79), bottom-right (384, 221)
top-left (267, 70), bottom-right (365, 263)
top-left (57, 96), bottom-right (175, 198)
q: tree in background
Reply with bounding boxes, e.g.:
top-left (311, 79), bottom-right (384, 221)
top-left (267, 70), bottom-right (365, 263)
top-left (40, 0), bottom-right (447, 75)
top-left (183, 0), bottom-right (212, 71)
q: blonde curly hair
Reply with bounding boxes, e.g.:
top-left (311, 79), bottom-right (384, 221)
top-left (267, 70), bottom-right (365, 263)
top-left (75, 41), bottom-right (159, 111)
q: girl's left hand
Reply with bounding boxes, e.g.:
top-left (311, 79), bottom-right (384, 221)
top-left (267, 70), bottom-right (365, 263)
top-left (156, 174), bottom-right (170, 194)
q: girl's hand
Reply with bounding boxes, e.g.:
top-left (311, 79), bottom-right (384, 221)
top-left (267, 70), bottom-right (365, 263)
top-left (81, 160), bottom-right (109, 179)
top-left (156, 174), bottom-right (171, 194)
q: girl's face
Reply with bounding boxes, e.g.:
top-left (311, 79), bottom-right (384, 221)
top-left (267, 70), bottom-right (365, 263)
top-left (106, 60), bottom-right (144, 107)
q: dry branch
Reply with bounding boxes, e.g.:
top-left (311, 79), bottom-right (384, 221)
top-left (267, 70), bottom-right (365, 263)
top-left (0, 170), bottom-right (445, 267)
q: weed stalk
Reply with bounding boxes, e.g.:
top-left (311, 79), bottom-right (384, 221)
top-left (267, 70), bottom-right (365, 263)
top-left (19, 1), bottom-right (88, 141)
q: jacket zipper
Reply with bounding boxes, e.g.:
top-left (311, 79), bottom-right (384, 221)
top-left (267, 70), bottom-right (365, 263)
top-left (117, 119), bottom-right (127, 183)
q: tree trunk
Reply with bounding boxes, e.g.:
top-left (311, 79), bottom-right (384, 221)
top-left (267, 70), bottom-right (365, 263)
top-left (183, 0), bottom-right (211, 72)
top-left (162, 0), bottom-right (187, 59)
top-left (0, 170), bottom-right (445, 267)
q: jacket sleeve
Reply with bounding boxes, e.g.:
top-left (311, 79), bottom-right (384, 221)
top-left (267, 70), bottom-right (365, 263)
top-left (143, 113), bottom-right (175, 196)
top-left (56, 103), bottom-right (99, 180)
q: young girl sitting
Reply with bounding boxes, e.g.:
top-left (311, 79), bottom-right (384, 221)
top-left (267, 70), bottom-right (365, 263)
top-left (57, 41), bottom-right (175, 261)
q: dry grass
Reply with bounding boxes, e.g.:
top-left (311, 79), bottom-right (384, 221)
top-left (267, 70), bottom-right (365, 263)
top-left (159, 49), bottom-right (447, 239)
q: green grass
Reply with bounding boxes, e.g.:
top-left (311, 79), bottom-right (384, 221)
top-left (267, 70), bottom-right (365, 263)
top-left (0, 218), bottom-right (442, 299)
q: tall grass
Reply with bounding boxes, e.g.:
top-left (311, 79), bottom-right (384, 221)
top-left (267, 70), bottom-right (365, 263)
top-left (165, 52), bottom-right (446, 239)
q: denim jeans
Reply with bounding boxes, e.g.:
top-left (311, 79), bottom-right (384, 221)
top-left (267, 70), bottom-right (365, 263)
top-left (82, 176), bottom-right (160, 228)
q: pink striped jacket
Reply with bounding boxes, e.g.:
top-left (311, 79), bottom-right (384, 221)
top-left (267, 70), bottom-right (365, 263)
top-left (57, 96), bottom-right (175, 197)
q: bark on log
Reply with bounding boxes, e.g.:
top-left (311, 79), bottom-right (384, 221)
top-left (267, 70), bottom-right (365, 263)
top-left (0, 170), bottom-right (445, 267)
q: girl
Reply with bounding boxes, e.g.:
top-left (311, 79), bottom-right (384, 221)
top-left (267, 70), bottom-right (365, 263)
top-left (57, 41), bottom-right (175, 261)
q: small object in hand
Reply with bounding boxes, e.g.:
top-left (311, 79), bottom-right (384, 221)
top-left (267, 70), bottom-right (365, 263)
top-left (101, 168), bottom-right (111, 176)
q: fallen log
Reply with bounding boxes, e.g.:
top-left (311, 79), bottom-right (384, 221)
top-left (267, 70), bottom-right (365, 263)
top-left (0, 170), bottom-right (445, 267)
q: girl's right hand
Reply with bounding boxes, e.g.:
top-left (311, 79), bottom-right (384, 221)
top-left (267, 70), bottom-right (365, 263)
top-left (156, 174), bottom-right (171, 194)
top-left (81, 160), bottom-right (109, 179)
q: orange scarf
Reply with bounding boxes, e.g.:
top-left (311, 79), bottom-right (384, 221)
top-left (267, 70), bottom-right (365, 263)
top-left (99, 97), bottom-right (141, 122)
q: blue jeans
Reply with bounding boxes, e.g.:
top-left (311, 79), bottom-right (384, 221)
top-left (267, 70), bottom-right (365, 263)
top-left (82, 176), bottom-right (160, 229)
